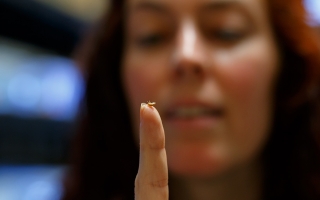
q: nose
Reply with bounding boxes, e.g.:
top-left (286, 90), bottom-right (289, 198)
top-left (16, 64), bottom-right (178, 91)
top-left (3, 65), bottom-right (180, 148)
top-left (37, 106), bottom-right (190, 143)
top-left (172, 20), bottom-right (205, 79)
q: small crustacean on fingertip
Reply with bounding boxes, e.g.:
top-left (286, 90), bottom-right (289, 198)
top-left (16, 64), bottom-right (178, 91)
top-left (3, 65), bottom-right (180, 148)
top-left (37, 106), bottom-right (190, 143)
top-left (147, 101), bottom-right (156, 107)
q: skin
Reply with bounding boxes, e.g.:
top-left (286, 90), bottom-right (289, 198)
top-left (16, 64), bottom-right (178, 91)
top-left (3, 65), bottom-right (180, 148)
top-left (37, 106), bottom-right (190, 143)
top-left (122, 0), bottom-right (279, 199)
top-left (136, 104), bottom-right (168, 200)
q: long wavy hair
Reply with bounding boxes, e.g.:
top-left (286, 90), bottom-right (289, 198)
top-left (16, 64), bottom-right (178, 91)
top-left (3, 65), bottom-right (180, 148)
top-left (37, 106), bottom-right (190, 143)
top-left (62, 0), bottom-right (320, 199)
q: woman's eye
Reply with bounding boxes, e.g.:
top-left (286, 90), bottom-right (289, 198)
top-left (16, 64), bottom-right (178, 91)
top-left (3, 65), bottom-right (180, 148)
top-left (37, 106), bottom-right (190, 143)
top-left (136, 34), bottom-right (164, 47)
top-left (212, 29), bottom-right (246, 43)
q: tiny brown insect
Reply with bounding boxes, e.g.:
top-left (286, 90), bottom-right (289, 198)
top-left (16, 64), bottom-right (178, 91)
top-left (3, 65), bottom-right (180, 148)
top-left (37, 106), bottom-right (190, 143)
top-left (147, 101), bottom-right (156, 106)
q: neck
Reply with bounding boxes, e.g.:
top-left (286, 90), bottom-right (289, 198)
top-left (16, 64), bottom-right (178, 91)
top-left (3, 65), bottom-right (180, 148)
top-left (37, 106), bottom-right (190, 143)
top-left (170, 159), bottom-right (264, 200)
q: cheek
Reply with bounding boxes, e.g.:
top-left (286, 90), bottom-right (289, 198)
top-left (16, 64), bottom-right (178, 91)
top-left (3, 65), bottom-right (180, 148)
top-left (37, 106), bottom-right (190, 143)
top-left (122, 52), bottom-right (171, 105)
top-left (216, 57), bottom-right (269, 104)
top-left (213, 45), bottom-right (277, 114)
top-left (214, 50), bottom-right (277, 161)
top-left (123, 61), bottom-right (166, 104)
top-left (212, 41), bottom-right (278, 105)
top-left (124, 67), bottom-right (156, 103)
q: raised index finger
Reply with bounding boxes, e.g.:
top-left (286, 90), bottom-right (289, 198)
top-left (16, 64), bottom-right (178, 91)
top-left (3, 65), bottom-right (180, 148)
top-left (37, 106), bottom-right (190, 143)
top-left (135, 103), bottom-right (168, 200)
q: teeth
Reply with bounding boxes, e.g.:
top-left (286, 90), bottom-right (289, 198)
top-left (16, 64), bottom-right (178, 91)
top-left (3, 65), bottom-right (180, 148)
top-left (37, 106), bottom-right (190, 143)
top-left (172, 107), bottom-right (213, 118)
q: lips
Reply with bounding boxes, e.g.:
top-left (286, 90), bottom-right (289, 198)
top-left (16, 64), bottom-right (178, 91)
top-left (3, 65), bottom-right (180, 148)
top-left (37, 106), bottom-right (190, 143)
top-left (163, 99), bottom-right (224, 130)
top-left (167, 106), bottom-right (223, 119)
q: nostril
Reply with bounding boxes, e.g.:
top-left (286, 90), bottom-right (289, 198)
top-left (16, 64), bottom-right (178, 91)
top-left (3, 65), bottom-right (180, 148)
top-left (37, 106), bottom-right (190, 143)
top-left (175, 65), bottom-right (202, 78)
top-left (193, 66), bottom-right (201, 75)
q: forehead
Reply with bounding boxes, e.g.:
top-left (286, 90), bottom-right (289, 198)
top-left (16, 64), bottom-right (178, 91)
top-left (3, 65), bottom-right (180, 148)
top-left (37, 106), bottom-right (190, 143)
top-left (126, 0), bottom-right (267, 18)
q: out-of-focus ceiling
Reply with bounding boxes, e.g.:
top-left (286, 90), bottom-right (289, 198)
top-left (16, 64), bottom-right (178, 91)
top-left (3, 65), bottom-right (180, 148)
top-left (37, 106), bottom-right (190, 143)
top-left (34, 0), bottom-right (109, 22)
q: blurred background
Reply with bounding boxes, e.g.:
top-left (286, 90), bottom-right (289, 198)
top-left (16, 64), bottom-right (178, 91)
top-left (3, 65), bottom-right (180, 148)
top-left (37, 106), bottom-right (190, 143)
top-left (0, 0), bottom-right (319, 199)
top-left (0, 0), bottom-right (107, 199)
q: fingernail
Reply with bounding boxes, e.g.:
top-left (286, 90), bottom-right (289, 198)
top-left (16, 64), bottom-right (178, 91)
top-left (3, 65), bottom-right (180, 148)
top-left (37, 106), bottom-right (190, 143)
top-left (141, 103), bottom-right (147, 109)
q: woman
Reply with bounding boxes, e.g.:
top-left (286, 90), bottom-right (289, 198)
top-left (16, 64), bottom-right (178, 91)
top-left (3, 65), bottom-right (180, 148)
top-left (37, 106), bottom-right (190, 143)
top-left (63, 0), bottom-right (320, 199)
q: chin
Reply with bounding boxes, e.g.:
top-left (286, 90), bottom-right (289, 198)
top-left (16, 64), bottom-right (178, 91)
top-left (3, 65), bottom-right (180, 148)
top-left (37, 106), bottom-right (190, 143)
top-left (166, 142), bottom-right (230, 178)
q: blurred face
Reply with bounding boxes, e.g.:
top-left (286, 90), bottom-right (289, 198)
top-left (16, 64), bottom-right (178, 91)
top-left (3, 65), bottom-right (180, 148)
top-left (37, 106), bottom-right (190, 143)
top-left (122, 0), bottom-right (279, 177)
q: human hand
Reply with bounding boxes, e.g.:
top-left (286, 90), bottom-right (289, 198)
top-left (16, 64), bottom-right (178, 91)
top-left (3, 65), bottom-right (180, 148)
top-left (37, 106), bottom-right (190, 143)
top-left (134, 103), bottom-right (169, 200)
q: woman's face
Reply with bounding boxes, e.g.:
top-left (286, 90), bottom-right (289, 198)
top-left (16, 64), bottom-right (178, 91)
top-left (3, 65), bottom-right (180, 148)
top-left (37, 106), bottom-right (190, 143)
top-left (122, 0), bottom-right (279, 177)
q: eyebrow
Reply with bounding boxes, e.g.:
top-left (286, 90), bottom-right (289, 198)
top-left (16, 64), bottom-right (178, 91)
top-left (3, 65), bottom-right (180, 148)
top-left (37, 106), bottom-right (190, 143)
top-left (128, 1), bottom-right (170, 15)
top-left (200, 1), bottom-right (251, 16)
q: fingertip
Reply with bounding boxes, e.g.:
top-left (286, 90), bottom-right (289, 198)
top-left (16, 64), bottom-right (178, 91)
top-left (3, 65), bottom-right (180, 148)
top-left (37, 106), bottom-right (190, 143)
top-left (141, 103), bottom-right (147, 108)
top-left (140, 103), bottom-right (164, 149)
top-left (140, 103), bottom-right (161, 124)
top-left (140, 103), bottom-right (148, 118)
top-left (140, 103), bottom-right (147, 119)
